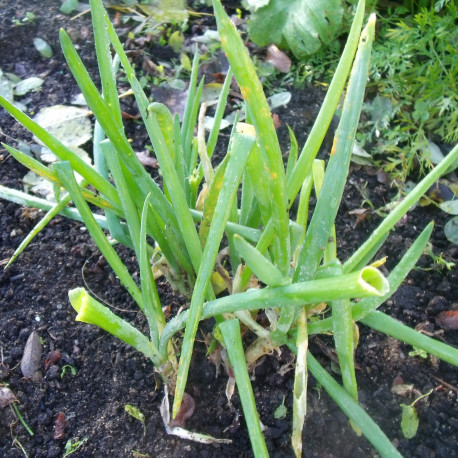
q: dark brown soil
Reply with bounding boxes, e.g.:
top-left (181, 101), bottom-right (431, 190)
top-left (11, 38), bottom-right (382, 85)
top-left (1, 1), bottom-right (457, 457)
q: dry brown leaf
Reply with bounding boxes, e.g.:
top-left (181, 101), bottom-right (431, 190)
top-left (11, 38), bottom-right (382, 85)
top-left (136, 151), bottom-right (158, 168)
top-left (266, 44), bottom-right (291, 73)
top-left (169, 392), bottom-right (195, 428)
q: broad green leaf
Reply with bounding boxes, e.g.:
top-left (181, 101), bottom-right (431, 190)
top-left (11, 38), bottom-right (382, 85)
top-left (400, 404), bottom-right (419, 439)
top-left (444, 216), bottom-right (458, 245)
top-left (33, 38), bottom-right (53, 58)
top-left (247, 0), bottom-right (344, 58)
top-left (267, 91), bottom-right (291, 109)
top-left (274, 399), bottom-right (287, 419)
top-left (439, 200), bottom-right (458, 215)
top-left (60, 0), bottom-right (78, 15)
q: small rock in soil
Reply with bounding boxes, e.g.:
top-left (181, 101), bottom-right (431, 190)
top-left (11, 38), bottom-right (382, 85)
top-left (436, 310), bottom-right (458, 330)
top-left (436, 278), bottom-right (451, 293)
top-left (0, 387), bottom-right (17, 407)
top-left (0, 363), bottom-right (9, 379)
top-left (426, 295), bottom-right (449, 314)
top-left (46, 445), bottom-right (61, 458)
top-left (20, 331), bottom-right (42, 379)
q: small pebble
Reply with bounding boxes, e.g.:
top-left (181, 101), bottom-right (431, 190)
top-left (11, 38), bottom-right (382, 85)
top-left (0, 387), bottom-right (17, 407)
top-left (46, 445), bottom-right (61, 458)
top-left (21, 331), bottom-right (42, 379)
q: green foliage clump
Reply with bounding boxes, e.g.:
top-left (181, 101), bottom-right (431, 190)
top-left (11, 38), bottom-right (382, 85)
top-left (361, 2), bottom-right (457, 179)
top-left (293, 1), bottom-right (457, 181)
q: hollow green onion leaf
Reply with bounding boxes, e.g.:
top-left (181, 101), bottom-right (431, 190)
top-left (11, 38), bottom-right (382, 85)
top-left (309, 222), bottom-right (434, 336)
top-left (292, 309), bottom-right (308, 457)
top-left (206, 67), bottom-right (233, 158)
top-left (285, 125), bottom-right (298, 183)
top-left (199, 155), bottom-right (229, 248)
top-left (287, 0), bottom-right (366, 203)
top-left (220, 319), bottom-right (269, 457)
top-left (181, 48), bottom-right (201, 171)
top-left (308, 352), bottom-right (402, 458)
top-left (0, 96), bottom-right (118, 205)
top-left (344, 143), bottom-right (458, 273)
top-left (0, 185), bottom-right (111, 230)
top-left (173, 128), bottom-right (255, 418)
top-left (233, 234), bottom-right (286, 287)
top-left (69, 288), bottom-right (161, 363)
top-left (61, 27), bottom-right (182, 249)
top-left (160, 266), bottom-right (389, 354)
top-left (89, 0), bottom-right (123, 127)
top-left (5, 192), bottom-right (73, 269)
top-left (140, 194), bottom-right (163, 347)
top-left (361, 312), bottom-right (458, 368)
top-left (213, 0), bottom-right (289, 274)
top-left (294, 13), bottom-right (376, 284)
top-left (54, 161), bottom-right (143, 309)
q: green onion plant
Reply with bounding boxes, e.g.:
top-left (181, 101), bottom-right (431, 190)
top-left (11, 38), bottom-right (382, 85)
top-left (1, 0), bottom-right (458, 456)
